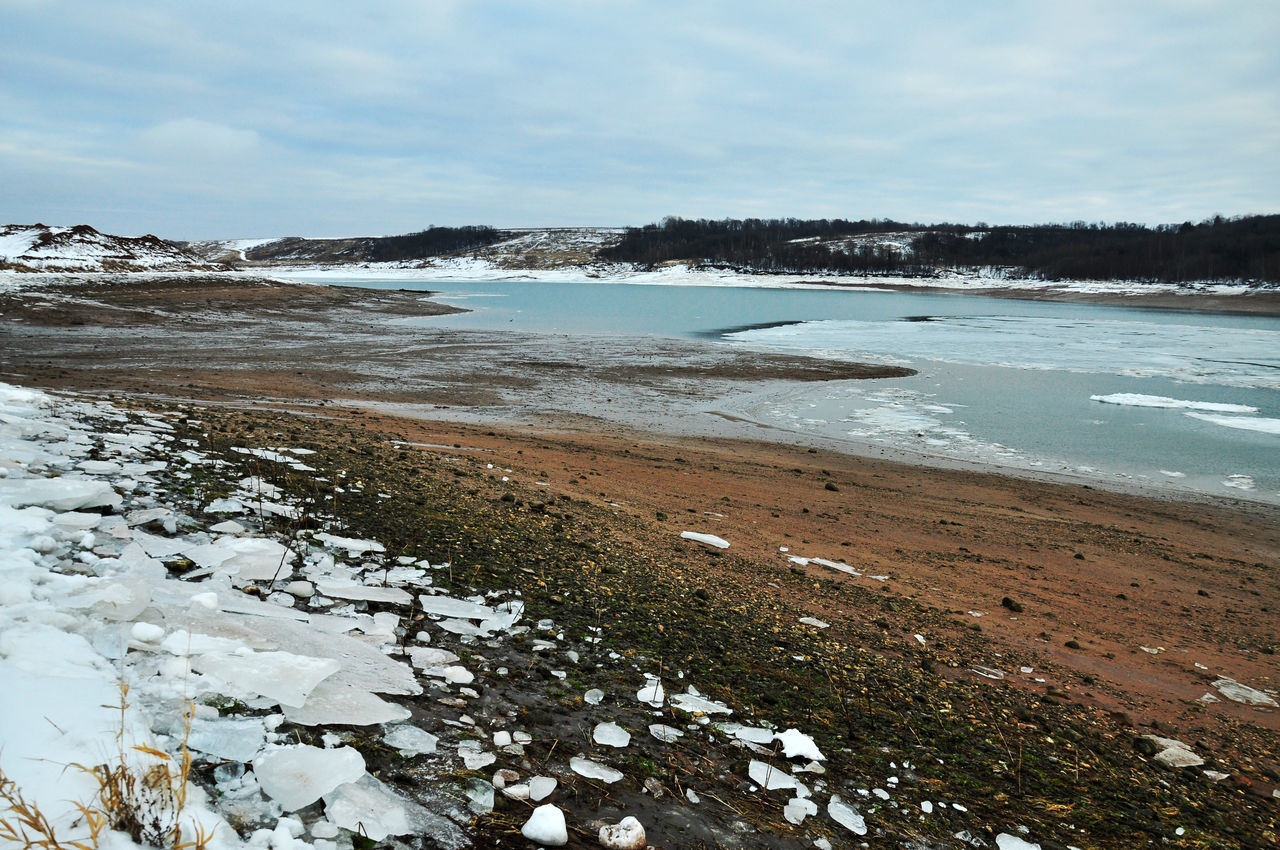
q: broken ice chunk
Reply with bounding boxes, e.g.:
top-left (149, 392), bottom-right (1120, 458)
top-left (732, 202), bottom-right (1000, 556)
top-left (521, 804), bottom-right (568, 847)
top-left (680, 531), bottom-right (730, 549)
top-left (1212, 678), bottom-right (1278, 707)
top-left (636, 677), bottom-right (665, 708)
top-left (528, 776), bottom-right (557, 802)
top-left (799, 617), bottom-right (830, 629)
top-left (283, 678), bottom-right (410, 726)
top-left (253, 745), bottom-right (365, 811)
top-left (191, 649), bottom-right (339, 707)
top-left (584, 688), bottom-right (605, 706)
top-left (784, 796), bottom-right (818, 825)
top-left (828, 795), bottom-right (867, 835)
top-left (313, 532), bottom-right (386, 556)
top-left (570, 756), bottom-right (623, 784)
top-left (187, 717), bottom-right (267, 763)
top-left (774, 728), bottom-right (825, 761)
top-left (315, 581), bottom-right (412, 605)
top-left (0, 478), bottom-right (121, 511)
top-left (671, 689), bottom-right (732, 716)
top-left (324, 774), bottom-right (463, 844)
top-left (748, 760), bottom-right (808, 795)
top-left (383, 725), bottom-right (437, 756)
top-left (593, 722), bottom-right (631, 748)
top-left (418, 594), bottom-right (496, 620)
top-left (649, 724), bottom-right (684, 743)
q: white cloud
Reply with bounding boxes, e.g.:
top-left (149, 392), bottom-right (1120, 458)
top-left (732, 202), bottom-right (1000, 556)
top-left (137, 118), bottom-right (261, 161)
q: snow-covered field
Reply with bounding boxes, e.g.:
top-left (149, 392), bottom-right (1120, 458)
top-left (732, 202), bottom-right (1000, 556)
top-left (1, 383), bottom-right (1085, 849)
top-left (0, 225), bottom-right (206, 272)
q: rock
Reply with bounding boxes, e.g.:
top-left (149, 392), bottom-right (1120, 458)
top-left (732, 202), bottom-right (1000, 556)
top-left (598, 816), bottom-right (645, 849)
top-left (521, 804), bottom-right (568, 846)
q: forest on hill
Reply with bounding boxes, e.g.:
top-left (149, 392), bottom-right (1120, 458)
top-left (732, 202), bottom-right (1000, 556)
top-left (599, 215), bottom-right (1280, 284)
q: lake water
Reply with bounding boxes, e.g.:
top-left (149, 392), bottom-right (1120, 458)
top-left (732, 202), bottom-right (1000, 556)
top-left (299, 276), bottom-right (1280, 505)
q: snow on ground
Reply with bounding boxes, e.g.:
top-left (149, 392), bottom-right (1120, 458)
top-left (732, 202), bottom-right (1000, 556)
top-left (0, 225), bottom-right (205, 272)
top-left (0, 381), bottom-right (1079, 849)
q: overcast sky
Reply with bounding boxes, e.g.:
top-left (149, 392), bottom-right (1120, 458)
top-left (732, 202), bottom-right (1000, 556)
top-left (3, 1), bottom-right (1278, 239)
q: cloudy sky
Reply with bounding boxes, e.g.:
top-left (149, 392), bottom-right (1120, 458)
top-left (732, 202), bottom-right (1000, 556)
top-left (3, 1), bottom-right (1278, 239)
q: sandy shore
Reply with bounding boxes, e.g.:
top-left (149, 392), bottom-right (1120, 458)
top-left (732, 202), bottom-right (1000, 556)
top-left (4, 274), bottom-right (1278, 843)
top-left (5, 276), bottom-right (1275, 733)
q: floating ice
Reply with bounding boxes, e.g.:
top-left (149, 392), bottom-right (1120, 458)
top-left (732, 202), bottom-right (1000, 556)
top-left (253, 744), bottom-right (365, 811)
top-left (593, 721), bottom-right (631, 748)
top-left (828, 795), bottom-right (867, 835)
top-left (1185, 412), bottom-right (1280, 435)
top-left (680, 531), bottom-right (730, 549)
top-left (570, 756), bottom-right (623, 783)
top-left (1090, 393), bottom-right (1258, 413)
top-left (521, 804), bottom-right (568, 846)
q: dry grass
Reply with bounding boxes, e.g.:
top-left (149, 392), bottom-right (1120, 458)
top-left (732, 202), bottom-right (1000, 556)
top-left (0, 685), bottom-right (213, 850)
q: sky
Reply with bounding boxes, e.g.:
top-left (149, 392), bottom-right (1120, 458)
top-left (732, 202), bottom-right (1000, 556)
top-left (2, 0), bottom-right (1278, 239)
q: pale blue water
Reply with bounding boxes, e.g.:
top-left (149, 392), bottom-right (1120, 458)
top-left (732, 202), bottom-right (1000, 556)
top-left (305, 277), bottom-right (1280, 504)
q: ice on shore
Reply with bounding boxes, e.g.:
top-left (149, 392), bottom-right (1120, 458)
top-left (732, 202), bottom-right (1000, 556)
top-left (253, 744), bottom-right (365, 811)
top-left (313, 531), bottom-right (386, 555)
top-left (570, 756), bottom-right (624, 783)
top-left (671, 688), bottom-right (732, 715)
top-left (521, 804), bottom-right (568, 846)
top-left (681, 530), bottom-right (730, 549)
top-left (187, 716), bottom-right (268, 762)
top-left (828, 795), bottom-right (868, 835)
top-left (323, 774), bottom-right (465, 845)
top-left (1213, 678), bottom-right (1279, 707)
top-left (192, 649), bottom-right (340, 707)
top-left (384, 724), bottom-right (438, 756)
top-left (748, 760), bottom-right (808, 795)
top-left (0, 477), bottom-right (121, 511)
top-left (774, 728), bottom-right (825, 761)
top-left (283, 677), bottom-right (411, 726)
top-left (593, 721), bottom-right (631, 748)
top-left (419, 593), bottom-right (496, 620)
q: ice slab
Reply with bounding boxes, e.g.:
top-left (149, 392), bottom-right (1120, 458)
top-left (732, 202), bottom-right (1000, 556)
top-left (784, 796), bottom-right (818, 825)
top-left (384, 725), bottom-right (438, 756)
top-left (774, 728), bottom-right (825, 761)
top-left (192, 649), bottom-right (340, 707)
top-left (636, 678), bottom-right (664, 708)
top-left (671, 689), bottom-right (732, 715)
top-left (995, 835), bottom-right (1041, 850)
top-left (593, 721), bottom-right (631, 748)
top-left (1213, 678), bottom-right (1278, 707)
top-left (253, 745), bottom-right (365, 811)
top-left (0, 478), bottom-right (121, 511)
top-left (184, 537), bottom-right (297, 581)
top-left (187, 716), bottom-right (267, 763)
top-left (528, 776), bottom-right (557, 802)
top-left (313, 532), bottom-right (386, 555)
top-left (570, 756), bottom-right (623, 784)
top-left (418, 594), bottom-right (495, 620)
top-left (748, 760), bottom-right (807, 795)
top-left (680, 531), bottom-right (729, 549)
top-left (284, 678), bottom-right (410, 726)
top-left (315, 581), bottom-right (412, 605)
top-left (828, 795), bottom-right (867, 835)
top-left (323, 774), bottom-right (465, 846)
top-left (649, 724), bottom-right (684, 743)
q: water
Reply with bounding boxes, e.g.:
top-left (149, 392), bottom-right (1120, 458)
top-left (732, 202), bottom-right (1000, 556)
top-left (301, 276), bottom-right (1280, 504)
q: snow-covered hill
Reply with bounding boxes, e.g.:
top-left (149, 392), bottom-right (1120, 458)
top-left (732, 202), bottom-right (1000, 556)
top-left (0, 224), bottom-right (217, 272)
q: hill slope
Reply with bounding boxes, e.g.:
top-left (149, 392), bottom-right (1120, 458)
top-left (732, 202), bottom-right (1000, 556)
top-left (0, 223), bottom-right (218, 272)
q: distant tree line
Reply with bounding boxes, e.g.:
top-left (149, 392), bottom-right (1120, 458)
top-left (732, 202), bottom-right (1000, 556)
top-left (599, 215), bottom-right (1280, 284)
top-left (245, 226), bottom-right (503, 264)
top-left (597, 217), bottom-right (933, 275)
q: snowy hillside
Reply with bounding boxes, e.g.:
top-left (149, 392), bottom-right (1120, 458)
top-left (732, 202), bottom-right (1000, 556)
top-left (0, 224), bottom-right (216, 272)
